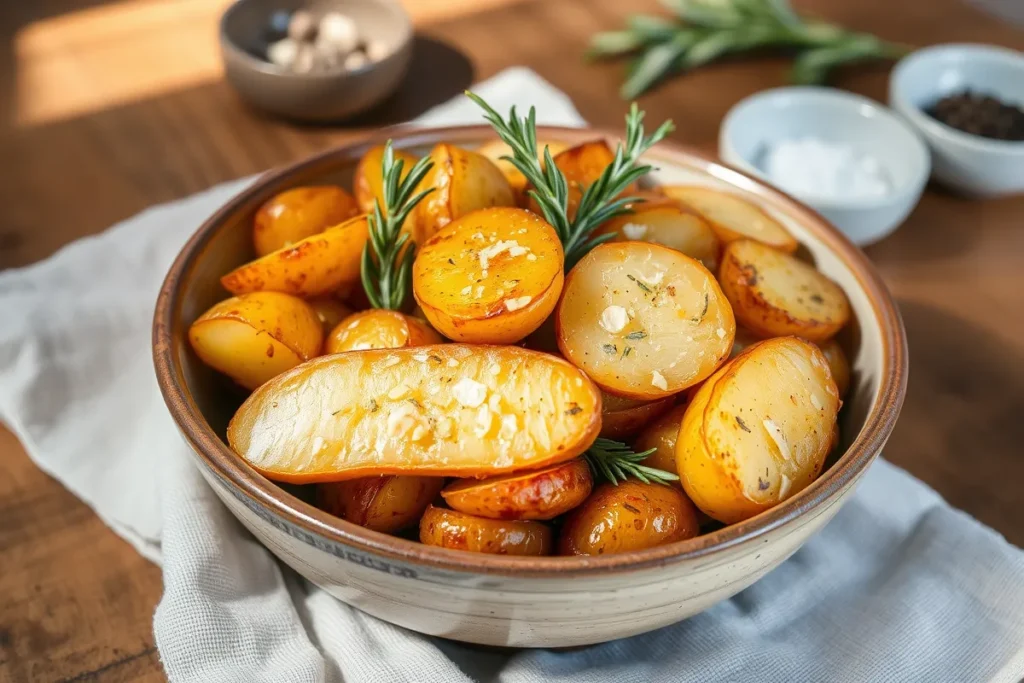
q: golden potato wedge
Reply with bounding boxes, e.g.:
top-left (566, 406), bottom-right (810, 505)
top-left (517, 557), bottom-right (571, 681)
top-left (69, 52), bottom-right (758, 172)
top-left (253, 186), bottom-right (360, 257)
top-left (817, 338), bottom-right (851, 399)
top-left (598, 204), bottom-right (721, 272)
top-left (441, 458), bottom-right (591, 521)
top-left (188, 292), bottom-right (323, 390)
top-left (325, 310), bottom-right (443, 354)
top-left (677, 336), bottom-right (840, 524)
top-left (316, 475), bottom-right (444, 534)
top-left (307, 296), bottom-right (353, 334)
top-left (558, 480), bottom-right (699, 556)
top-left (419, 505), bottom-right (552, 555)
top-left (556, 242), bottom-right (735, 400)
top-left (633, 403), bottom-right (689, 481)
top-left (661, 186), bottom-right (797, 252)
top-left (718, 239), bottom-right (851, 343)
top-left (228, 345), bottom-right (602, 483)
top-left (599, 391), bottom-right (675, 439)
top-left (531, 140), bottom-right (639, 221)
top-left (353, 144), bottom-right (421, 214)
top-left (413, 207), bottom-right (564, 344)
top-left (476, 138), bottom-right (569, 203)
top-left (414, 143), bottom-right (516, 239)
top-left (221, 214), bottom-right (369, 298)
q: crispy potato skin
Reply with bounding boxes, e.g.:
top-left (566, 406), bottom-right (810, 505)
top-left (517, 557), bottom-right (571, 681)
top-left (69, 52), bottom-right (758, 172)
top-left (817, 338), bottom-right (851, 398)
top-left (441, 458), bottom-right (592, 520)
top-left (253, 186), bottom-right (360, 256)
top-left (307, 296), bottom-right (354, 335)
top-left (188, 292), bottom-right (323, 390)
top-left (476, 139), bottom-right (568, 204)
top-left (599, 391), bottom-right (675, 439)
top-left (413, 207), bottom-right (564, 344)
top-left (598, 204), bottom-right (721, 272)
top-left (317, 475), bottom-right (445, 533)
top-left (558, 480), bottom-right (700, 556)
top-left (677, 337), bottom-right (840, 524)
top-left (419, 505), bottom-right (552, 555)
top-left (660, 186), bottom-right (797, 252)
top-left (326, 310), bottom-right (443, 354)
top-left (414, 144), bottom-right (516, 239)
top-left (718, 239), bottom-right (851, 343)
top-left (222, 215), bottom-right (369, 298)
top-left (633, 403), bottom-right (689, 481)
top-left (228, 345), bottom-right (602, 483)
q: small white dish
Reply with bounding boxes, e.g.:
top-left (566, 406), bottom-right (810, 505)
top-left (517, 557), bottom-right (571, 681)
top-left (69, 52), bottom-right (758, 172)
top-left (719, 86), bottom-right (930, 246)
top-left (889, 43), bottom-right (1024, 198)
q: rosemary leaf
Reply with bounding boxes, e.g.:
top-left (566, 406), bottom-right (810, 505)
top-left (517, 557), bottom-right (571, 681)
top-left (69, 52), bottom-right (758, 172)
top-left (620, 34), bottom-right (692, 100)
top-left (585, 438), bottom-right (679, 486)
top-left (588, 30), bottom-right (646, 58)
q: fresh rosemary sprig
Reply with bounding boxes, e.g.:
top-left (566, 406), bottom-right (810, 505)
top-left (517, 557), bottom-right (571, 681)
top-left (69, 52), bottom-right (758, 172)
top-left (585, 438), bottom-right (679, 486)
top-left (360, 141), bottom-right (434, 311)
top-left (589, 0), bottom-right (911, 99)
top-left (467, 92), bottom-right (673, 268)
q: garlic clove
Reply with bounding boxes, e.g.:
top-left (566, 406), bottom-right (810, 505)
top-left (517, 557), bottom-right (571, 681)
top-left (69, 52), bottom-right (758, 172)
top-left (318, 12), bottom-right (360, 54)
top-left (267, 38), bottom-right (299, 68)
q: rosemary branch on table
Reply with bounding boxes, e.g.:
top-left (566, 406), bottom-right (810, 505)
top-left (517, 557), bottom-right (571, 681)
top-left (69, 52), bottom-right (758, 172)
top-left (360, 141), bottom-right (434, 311)
top-left (589, 0), bottom-right (911, 99)
top-left (586, 438), bottom-right (680, 486)
top-left (467, 92), bottom-right (674, 268)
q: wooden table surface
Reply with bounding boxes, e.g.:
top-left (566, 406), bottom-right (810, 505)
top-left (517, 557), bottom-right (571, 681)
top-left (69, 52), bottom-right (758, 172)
top-left (1, 0), bottom-right (1022, 680)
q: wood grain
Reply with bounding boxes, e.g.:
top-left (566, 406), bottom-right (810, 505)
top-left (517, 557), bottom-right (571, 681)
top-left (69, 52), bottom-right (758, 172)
top-left (1, 0), bottom-right (1022, 679)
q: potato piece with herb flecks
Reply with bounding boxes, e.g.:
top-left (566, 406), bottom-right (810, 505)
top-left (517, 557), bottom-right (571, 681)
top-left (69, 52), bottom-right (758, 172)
top-left (556, 242), bottom-right (735, 400)
top-left (441, 458), bottom-right (592, 520)
top-left (598, 203), bottom-right (720, 272)
top-left (325, 310), bottom-right (443, 354)
top-left (413, 207), bottom-right (564, 344)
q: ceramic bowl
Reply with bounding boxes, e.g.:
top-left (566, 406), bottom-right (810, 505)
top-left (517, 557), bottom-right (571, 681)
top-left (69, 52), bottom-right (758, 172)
top-left (889, 43), bottom-right (1024, 197)
top-left (153, 126), bottom-right (907, 648)
top-left (720, 86), bottom-right (930, 247)
top-left (219, 0), bottom-right (412, 122)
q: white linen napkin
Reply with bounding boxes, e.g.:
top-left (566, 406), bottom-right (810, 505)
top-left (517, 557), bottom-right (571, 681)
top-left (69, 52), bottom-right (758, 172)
top-left (1, 67), bottom-right (1023, 683)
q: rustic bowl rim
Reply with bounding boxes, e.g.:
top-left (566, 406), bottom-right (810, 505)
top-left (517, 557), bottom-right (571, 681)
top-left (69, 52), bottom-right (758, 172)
top-left (152, 124), bottom-right (908, 577)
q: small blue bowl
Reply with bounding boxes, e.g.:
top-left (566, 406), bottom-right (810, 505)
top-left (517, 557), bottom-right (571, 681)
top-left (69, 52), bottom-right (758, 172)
top-left (719, 87), bottom-right (930, 246)
top-left (889, 43), bottom-right (1024, 198)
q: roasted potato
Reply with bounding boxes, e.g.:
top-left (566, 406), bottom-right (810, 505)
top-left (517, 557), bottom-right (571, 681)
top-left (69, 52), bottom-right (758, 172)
top-left (413, 207), bottom-right (564, 344)
top-left (476, 138), bottom-right (569, 203)
top-left (307, 296), bottom-right (353, 334)
top-left (557, 242), bottom-right (735, 399)
top-left (677, 336), bottom-right (840, 524)
top-left (189, 292), bottom-right (323, 390)
top-left (221, 215), bottom-right (369, 298)
top-left (253, 186), bottom-right (360, 257)
top-left (414, 143), bottom-right (516, 239)
top-left (558, 480), bottom-right (700, 556)
top-left (228, 345), bottom-right (602, 483)
top-left (353, 144), bottom-right (421, 214)
top-left (440, 458), bottom-right (592, 520)
top-left (661, 186), bottom-right (797, 253)
top-left (316, 475), bottom-right (445, 533)
top-left (419, 505), bottom-right (552, 555)
top-left (532, 140), bottom-right (638, 221)
top-left (598, 204), bottom-right (720, 272)
top-left (633, 403), bottom-right (688, 481)
top-left (326, 310), bottom-right (443, 354)
top-left (718, 239), bottom-right (851, 343)
top-left (817, 338), bottom-right (851, 399)
top-left (599, 391), bottom-right (675, 439)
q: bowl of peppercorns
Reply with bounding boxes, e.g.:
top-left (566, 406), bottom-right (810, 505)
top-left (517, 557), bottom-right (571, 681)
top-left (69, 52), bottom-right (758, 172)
top-left (890, 43), bottom-right (1024, 198)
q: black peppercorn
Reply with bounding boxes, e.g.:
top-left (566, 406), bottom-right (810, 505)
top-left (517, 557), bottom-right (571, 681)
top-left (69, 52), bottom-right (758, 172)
top-left (926, 90), bottom-right (1024, 142)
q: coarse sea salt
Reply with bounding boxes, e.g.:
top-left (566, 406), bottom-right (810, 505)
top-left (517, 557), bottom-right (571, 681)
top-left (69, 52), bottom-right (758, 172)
top-left (761, 137), bottom-right (892, 202)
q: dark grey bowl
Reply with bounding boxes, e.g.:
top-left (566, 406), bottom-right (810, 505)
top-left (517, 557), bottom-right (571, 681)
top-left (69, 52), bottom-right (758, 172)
top-left (219, 0), bottom-right (412, 122)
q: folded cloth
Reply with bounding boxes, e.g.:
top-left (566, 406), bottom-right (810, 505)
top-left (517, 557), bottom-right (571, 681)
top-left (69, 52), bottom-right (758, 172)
top-left (1, 67), bottom-right (1022, 683)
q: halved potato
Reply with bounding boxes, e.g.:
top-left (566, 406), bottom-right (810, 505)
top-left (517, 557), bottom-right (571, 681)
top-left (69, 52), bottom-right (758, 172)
top-left (661, 186), bottom-right (797, 253)
top-left (189, 292), bottom-right (323, 390)
top-left (414, 143), bottom-right (516, 239)
top-left (599, 391), bottom-right (675, 439)
top-left (633, 403), bottom-right (689, 481)
top-left (316, 475), bottom-right (444, 533)
top-left (353, 145), bottom-right (421, 214)
top-left (441, 458), bottom-right (591, 521)
top-left (719, 239), bottom-right (851, 343)
top-left (419, 505), bottom-right (552, 555)
top-left (531, 140), bottom-right (639, 221)
top-left (413, 207), bottom-right (564, 344)
top-left (253, 186), bottom-right (360, 256)
top-left (558, 480), bottom-right (700, 556)
top-left (326, 310), bottom-right (443, 354)
top-left (476, 138), bottom-right (569, 203)
top-left (307, 296), bottom-right (353, 334)
top-left (556, 242), bottom-right (735, 399)
top-left (677, 336), bottom-right (840, 524)
top-left (598, 204), bottom-right (720, 272)
top-left (222, 215), bottom-right (369, 298)
top-left (228, 345), bottom-right (602, 483)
